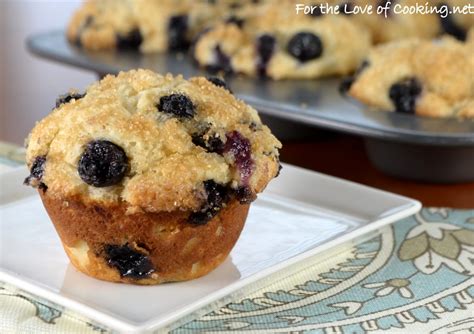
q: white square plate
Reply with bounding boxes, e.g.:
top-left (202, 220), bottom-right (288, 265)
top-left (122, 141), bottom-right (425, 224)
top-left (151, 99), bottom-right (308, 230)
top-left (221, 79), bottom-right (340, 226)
top-left (0, 164), bottom-right (420, 333)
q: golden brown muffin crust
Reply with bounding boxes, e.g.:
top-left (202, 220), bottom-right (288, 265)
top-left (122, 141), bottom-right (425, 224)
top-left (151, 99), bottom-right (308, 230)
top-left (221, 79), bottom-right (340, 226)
top-left (41, 191), bottom-right (249, 284)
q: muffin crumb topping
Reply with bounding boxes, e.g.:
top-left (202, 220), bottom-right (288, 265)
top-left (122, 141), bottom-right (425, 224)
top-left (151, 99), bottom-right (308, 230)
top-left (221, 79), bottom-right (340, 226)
top-left (25, 70), bottom-right (281, 213)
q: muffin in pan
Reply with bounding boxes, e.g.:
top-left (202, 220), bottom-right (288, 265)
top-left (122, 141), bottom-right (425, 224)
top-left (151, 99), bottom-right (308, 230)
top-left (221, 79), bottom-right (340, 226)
top-left (67, 0), bottom-right (473, 54)
top-left (192, 2), bottom-right (371, 79)
top-left (67, 0), bottom-right (265, 53)
top-left (343, 36), bottom-right (474, 118)
top-left (24, 69), bottom-right (281, 284)
top-left (67, 0), bottom-right (141, 50)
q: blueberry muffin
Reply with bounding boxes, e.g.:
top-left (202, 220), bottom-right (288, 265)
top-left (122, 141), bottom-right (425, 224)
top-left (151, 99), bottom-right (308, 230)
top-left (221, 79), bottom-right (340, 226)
top-left (344, 37), bottom-right (474, 118)
top-left (67, 0), bottom-right (264, 53)
top-left (192, 2), bottom-right (371, 79)
top-left (24, 69), bottom-right (281, 284)
top-left (67, 0), bottom-right (141, 50)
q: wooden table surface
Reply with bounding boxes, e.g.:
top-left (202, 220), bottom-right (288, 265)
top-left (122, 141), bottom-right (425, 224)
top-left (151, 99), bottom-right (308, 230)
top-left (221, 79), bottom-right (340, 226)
top-left (280, 134), bottom-right (474, 209)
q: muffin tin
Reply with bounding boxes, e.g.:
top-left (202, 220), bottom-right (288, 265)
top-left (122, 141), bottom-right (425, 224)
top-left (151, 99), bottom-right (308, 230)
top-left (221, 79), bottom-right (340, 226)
top-left (27, 30), bottom-right (474, 183)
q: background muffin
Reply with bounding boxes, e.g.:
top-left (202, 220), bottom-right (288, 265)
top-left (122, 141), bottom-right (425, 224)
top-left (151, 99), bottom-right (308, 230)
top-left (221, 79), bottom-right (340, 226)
top-left (66, 0), bottom-right (473, 82)
top-left (67, 0), bottom-right (140, 50)
top-left (344, 37), bottom-right (474, 118)
top-left (192, 2), bottom-right (371, 79)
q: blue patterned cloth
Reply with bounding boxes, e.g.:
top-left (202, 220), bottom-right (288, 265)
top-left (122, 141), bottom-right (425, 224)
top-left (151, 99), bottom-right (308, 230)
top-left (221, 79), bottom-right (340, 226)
top-left (1, 208), bottom-right (473, 333)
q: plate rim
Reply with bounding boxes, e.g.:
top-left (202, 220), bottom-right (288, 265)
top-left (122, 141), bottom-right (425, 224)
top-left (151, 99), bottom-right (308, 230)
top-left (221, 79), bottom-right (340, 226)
top-left (0, 163), bottom-right (421, 332)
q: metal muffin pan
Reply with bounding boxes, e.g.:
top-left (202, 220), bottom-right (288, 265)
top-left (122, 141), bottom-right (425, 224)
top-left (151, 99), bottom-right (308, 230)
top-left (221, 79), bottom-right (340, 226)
top-left (27, 30), bottom-right (474, 183)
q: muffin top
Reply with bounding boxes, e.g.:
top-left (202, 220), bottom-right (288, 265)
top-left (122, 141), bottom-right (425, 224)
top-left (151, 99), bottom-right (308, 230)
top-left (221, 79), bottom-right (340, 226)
top-left (192, 1), bottom-right (371, 79)
top-left (25, 70), bottom-right (281, 214)
top-left (67, 0), bottom-right (269, 52)
top-left (345, 36), bottom-right (474, 118)
top-left (67, 0), bottom-right (140, 50)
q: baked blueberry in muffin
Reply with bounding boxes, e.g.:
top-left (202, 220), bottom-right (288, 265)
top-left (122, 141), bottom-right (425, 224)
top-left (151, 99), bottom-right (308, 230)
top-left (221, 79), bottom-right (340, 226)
top-left (286, 32), bottom-right (323, 62)
top-left (256, 34), bottom-right (276, 77)
top-left (24, 156), bottom-right (47, 192)
top-left (25, 69), bottom-right (281, 284)
top-left (55, 92), bottom-right (85, 108)
top-left (388, 78), bottom-right (423, 114)
top-left (206, 76), bottom-right (232, 92)
top-left (77, 140), bottom-right (129, 187)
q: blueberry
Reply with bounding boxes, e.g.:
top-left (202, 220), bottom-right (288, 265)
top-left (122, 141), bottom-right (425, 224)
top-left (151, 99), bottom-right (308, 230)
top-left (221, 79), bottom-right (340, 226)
top-left (158, 94), bottom-right (195, 118)
top-left (339, 60), bottom-right (370, 94)
top-left (389, 78), bottom-right (422, 114)
top-left (188, 210), bottom-right (214, 225)
top-left (192, 133), bottom-right (225, 153)
top-left (206, 45), bottom-right (233, 74)
top-left (168, 15), bottom-right (190, 51)
top-left (234, 185), bottom-right (255, 204)
top-left (357, 60), bottom-right (370, 73)
top-left (24, 156), bottom-right (47, 189)
top-left (105, 244), bottom-right (154, 279)
top-left (276, 162), bottom-right (282, 177)
top-left (310, 4), bottom-right (323, 17)
top-left (226, 16), bottom-right (245, 28)
top-left (437, 3), bottom-right (466, 41)
top-left (224, 131), bottom-right (254, 184)
top-left (189, 180), bottom-right (229, 225)
top-left (191, 135), bottom-right (207, 150)
top-left (257, 35), bottom-right (276, 65)
top-left (256, 34), bottom-right (276, 76)
top-left (207, 136), bottom-right (225, 153)
top-left (340, 2), bottom-right (353, 15)
top-left (339, 77), bottom-right (355, 95)
top-left (204, 180), bottom-right (228, 211)
top-left (29, 156), bottom-right (46, 180)
top-left (116, 28), bottom-right (143, 50)
top-left (38, 183), bottom-right (48, 192)
top-left (206, 76), bottom-right (232, 93)
top-left (287, 32), bottom-right (323, 62)
top-left (377, 0), bottom-right (395, 17)
top-left (249, 122), bottom-right (258, 132)
top-left (55, 92), bottom-right (85, 108)
top-left (78, 140), bottom-right (128, 187)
